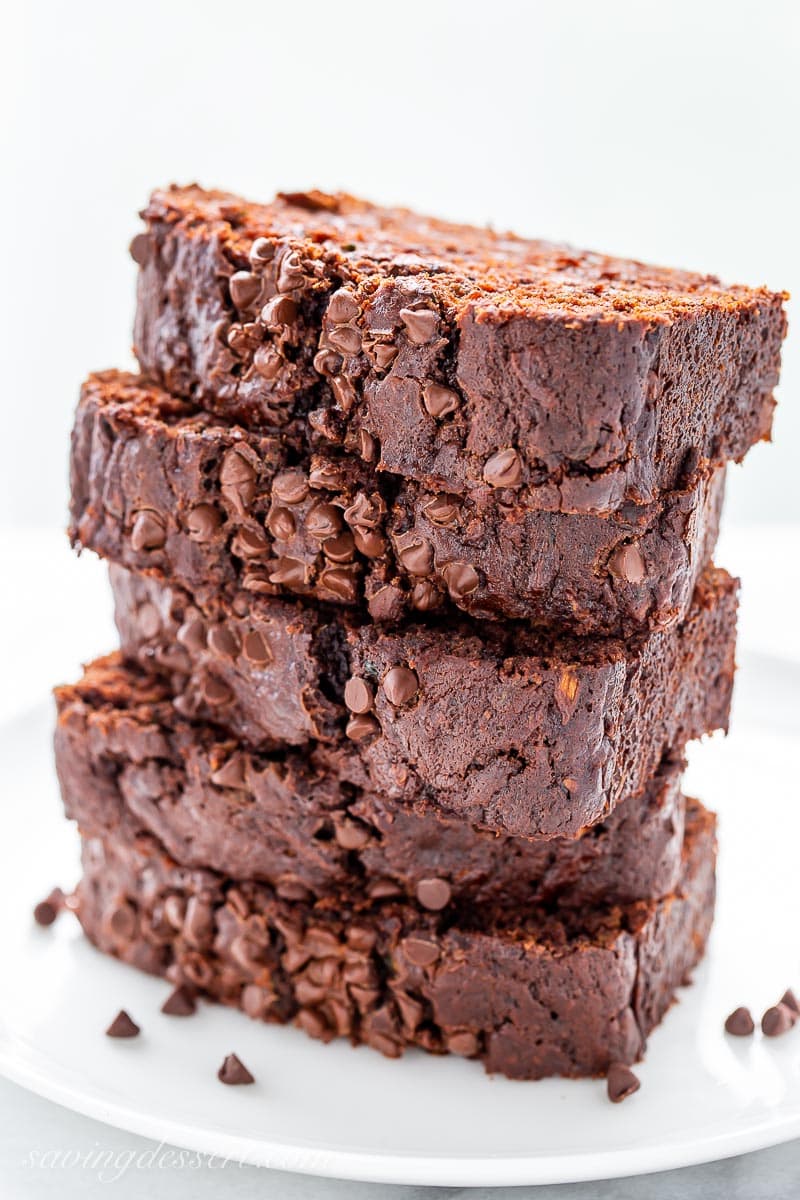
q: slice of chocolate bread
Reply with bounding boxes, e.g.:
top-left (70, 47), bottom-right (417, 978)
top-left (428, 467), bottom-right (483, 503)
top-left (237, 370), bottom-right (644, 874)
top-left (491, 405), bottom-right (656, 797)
top-left (71, 370), bottom-right (724, 634)
top-left (73, 800), bottom-right (716, 1080)
top-left (55, 652), bottom-right (687, 909)
top-left (133, 185), bottom-right (785, 511)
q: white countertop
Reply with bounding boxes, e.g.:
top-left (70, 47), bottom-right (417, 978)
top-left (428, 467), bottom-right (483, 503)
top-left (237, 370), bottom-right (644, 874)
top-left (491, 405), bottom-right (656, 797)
top-left (1, 524), bottom-right (799, 1196)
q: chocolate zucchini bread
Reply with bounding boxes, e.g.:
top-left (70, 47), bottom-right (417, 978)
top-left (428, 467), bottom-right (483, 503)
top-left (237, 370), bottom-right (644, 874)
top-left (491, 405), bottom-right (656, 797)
top-left (74, 800), bottom-right (717, 1079)
top-left (107, 565), bottom-right (737, 838)
top-left (55, 653), bottom-right (687, 910)
top-left (132, 185), bottom-right (785, 511)
top-left (71, 370), bottom-right (726, 633)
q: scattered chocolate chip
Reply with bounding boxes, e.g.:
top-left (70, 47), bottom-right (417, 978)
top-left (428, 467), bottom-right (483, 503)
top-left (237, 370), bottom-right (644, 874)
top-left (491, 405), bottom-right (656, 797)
top-left (423, 495), bottom-right (460, 527)
top-left (186, 504), bottom-right (222, 542)
top-left (318, 566), bottom-right (359, 602)
top-left (210, 754), bottom-right (249, 789)
top-left (483, 447), bottom-right (523, 488)
top-left (234, 526), bottom-right (270, 557)
top-left (330, 375), bottom-right (357, 412)
top-left (310, 462), bottom-right (347, 491)
top-left (781, 989), bottom-right (800, 1015)
top-left (277, 250), bottom-right (305, 293)
top-left (724, 1006), bottom-right (755, 1036)
top-left (161, 985), bottom-right (197, 1017)
top-left (207, 624), bottom-right (240, 658)
top-left (422, 383), bottom-right (460, 418)
top-left (399, 307), bottom-right (439, 345)
top-left (229, 271), bottom-right (261, 310)
top-left (131, 509), bottom-right (166, 552)
top-left (220, 448), bottom-right (257, 512)
top-left (344, 676), bottom-right (374, 714)
top-left (402, 936), bottom-right (440, 967)
top-left (249, 237), bottom-right (275, 267)
top-left (217, 1053), bottom-right (255, 1085)
top-left (265, 508), bottom-right (294, 542)
top-left (609, 543), bottom-right (646, 584)
top-left (442, 561), bottom-right (479, 599)
top-left (382, 666), bottom-right (419, 706)
top-left (762, 1003), bottom-right (796, 1037)
top-left (253, 345), bottom-right (283, 380)
top-left (269, 557), bottom-right (308, 588)
top-left (345, 713), bottom-right (380, 742)
top-left (261, 295), bottom-right (297, 328)
top-left (306, 503), bottom-right (342, 540)
top-left (106, 1010), bottom-right (140, 1039)
top-left (33, 888), bottom-right (65, 927)
top-left (129, 232), bottom-right (152, 265)
top-left (606, 1062), bottom-right (640, 1103)
top-left (272, 471), bottom-right (309, 505)
top-left (242, 630), bottom-right (272, 665)
top-left (415, 878), bottom-right (452, 911)
top-left (327, 325), bottom-right (362, 356)
top-left (322, 532), bottom-right (356, 563)
top-left (327, 288), bottom-right (360, 323)
top-left (396, 536), bottom-right (433, 576)
top-left (313, 347), bottom-right (342, 376)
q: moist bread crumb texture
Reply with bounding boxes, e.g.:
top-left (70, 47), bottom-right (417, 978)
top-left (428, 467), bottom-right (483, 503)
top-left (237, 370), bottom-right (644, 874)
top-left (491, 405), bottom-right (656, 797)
top-left (55, 184), bottom-right (783, 1079)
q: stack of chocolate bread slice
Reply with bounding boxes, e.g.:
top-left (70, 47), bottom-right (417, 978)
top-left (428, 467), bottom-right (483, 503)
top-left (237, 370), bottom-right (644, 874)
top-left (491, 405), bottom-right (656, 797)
top-left (56, 186), bottom-right (786, 1080)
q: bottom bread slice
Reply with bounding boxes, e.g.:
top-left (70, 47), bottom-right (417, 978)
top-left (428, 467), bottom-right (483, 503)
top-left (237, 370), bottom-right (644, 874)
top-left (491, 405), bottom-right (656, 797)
top-left (74, 801), bottom-right (716, 1080)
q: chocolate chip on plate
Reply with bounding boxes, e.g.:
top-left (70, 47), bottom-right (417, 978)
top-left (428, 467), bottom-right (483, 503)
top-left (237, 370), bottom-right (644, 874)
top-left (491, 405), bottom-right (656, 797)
top-left (724, 1006), bottom-right (755, 1036)
top-left (606, 1062), bottom-right (641, 1103)
top-left (161, 985), bottom-right (197, 1017)
top-left (217, 1053), bottom-right (255, 1085)
top-left (33, 887), bottom-right (65, 927)
top-left (106, 1010), bottom-right (140, 1038)
top-left (761, 1003), bottom-right (796, 1038)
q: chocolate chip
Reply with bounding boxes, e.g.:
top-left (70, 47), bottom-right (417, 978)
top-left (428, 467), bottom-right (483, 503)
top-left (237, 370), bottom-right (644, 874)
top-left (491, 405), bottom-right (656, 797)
top-left (422, 383), bottom-right (460, 418)
top-left (334, 820), bottom-right (371, 850)
top-left (234, 526), bottom-right (270, 557)
top-left (327, 288), bottom-right (360, 323)
top-left (261, 295), bottom-right (297, 328)
top-left (344, 493), bottom-right (383, 530)
top-left (344, 676), bottom-right (374, 713)
top-left (415, 878), bottom-right (452, 911)
top-left (762, 1003), bottom-right (796, 1037)
top-left (724, 1006), bottom-right (755, 1036)
top-left (207, 624), bottom-right (240, 658)
top-left (217, 1053), bottom-right (255, 1085)
top-left (483, 447), bottom-right (523, 488)
top-left (108, 901), bottom-right (137, 938)
top-left (382, 666), bottom-right (419, 706)
top-left (327, 325), bottom-right (362, 356)
top-left (129, 232), bottom-right (152, 265)
top-left (229, 271), bottom-right (261, 310)
top-left (267, 506), bottom-right (297, 540)
top-left (306, 503), bottom-right (342, 540)
top-left (606, 1063), bottom-right (640, 1103)
top-left (33, 888), bottom-right (65, 927)
top-left (295, 1008), bottom-right (329, 1040)
top-left (309, 462), bottom-right (346, 491)
top-left (272, 471), bottom-right (309, 505)
top-left (447, 1031), bottom-right (478, 1057)
top-left (202, 674), bottom-right (234, 706)
top-left (330, 375), bottom-right (357, 412)
top-left (368, 878), bottom-right (403, 900)
top-left (184, 895), bottom-right (214, 945)
top-left (313, 348), bottom-right (342, 376)
top-left (368, 584), bottom-right (406, 623)
top-left (249, 237), bottom-right (275, 267)
top-left (359, 430), bottom-right (378, 462)
top-left (253, 345), bottom-right (283, 380)
top-left (242, 630), bottom-right (272, 665)
top-left (187, 504), bottom-right (222, 542)
top-left (106, 1010), bottom-right (140, 1039)
top-left (322, 532), bottom-right (356, 563)
top-left (318, 566), bottom-right (359, 603)
top-left (161, 985), bottom-right (197, 1016)
top-left (396, 536), bottom-right (433, 576)
top-left (781, 989), bottom-right (800, 1015)
top-left (442, 561), bottom-right (479, 599)
top-left (131, 509), bottom-right (166, 551)
top-left (399, 307), bottom-right (439, 344)
top-left (220, 448), bottom-right (257, 512)
top-left (372, 342), bottom-right (398, 370)
top-left (411, 581), bottom-right (441, 611)
top-left (402, 936), bottom-right (439, 967)
top-left (423, 495), bottom-right (460, 526)
top-left (269, 557), bottom-right (308, 588)
top-left (609, 543), bottom-right (646, 584)
top-left (177, 616), bottom-right (206, 652)
top-left (345, 713), bottom-right (380, 741)
top-left (277, 250), bottom-right (305, 293)
top-left (353, 529), bottom-right (385, 558)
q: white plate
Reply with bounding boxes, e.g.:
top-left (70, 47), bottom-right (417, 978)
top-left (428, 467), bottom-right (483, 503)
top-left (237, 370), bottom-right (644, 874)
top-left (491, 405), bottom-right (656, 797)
top-left (1, 651), bottom-right (799, 1187)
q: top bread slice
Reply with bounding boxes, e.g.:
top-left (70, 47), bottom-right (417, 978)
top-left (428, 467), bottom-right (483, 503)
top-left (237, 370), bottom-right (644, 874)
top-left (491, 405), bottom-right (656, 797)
top-left (132, 185), bottom-right (786, 514)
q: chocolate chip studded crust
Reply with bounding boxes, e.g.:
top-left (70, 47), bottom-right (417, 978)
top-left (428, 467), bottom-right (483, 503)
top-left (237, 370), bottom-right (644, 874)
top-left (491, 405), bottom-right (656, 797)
top-left (107, 565), bottom-right (737, 838)
top-left (133, 185), bottom-right (785, 513)
top-left (72, 800), bottom-right (717, 1080)
top-left (54, 652), bottom-right (688, 909)
top-left (71, 370), bottom-right (725, 635)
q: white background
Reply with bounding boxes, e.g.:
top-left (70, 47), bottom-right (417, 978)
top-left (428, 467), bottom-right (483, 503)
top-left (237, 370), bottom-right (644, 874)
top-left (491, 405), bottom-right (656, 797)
top-left (1, 0), bottom-right (799, 531)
